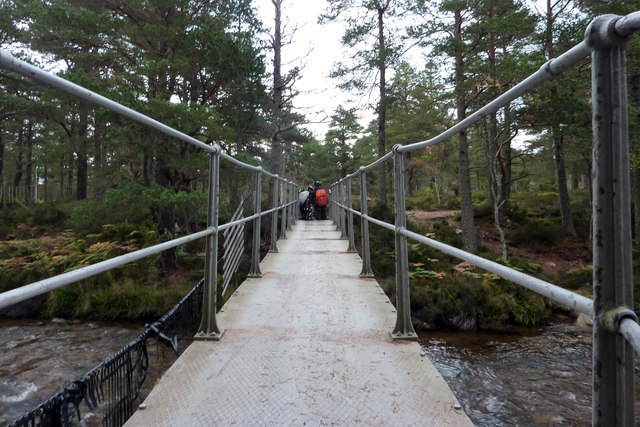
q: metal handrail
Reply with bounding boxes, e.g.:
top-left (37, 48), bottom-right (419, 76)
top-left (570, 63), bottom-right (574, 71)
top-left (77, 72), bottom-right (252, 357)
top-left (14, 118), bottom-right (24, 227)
top-left (331, 12), bottom-right (640, 425)
top-left (0, 49), bottom-right (299, 340)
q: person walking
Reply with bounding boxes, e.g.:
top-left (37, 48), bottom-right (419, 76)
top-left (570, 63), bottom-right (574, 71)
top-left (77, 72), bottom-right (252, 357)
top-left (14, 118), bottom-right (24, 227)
top-left (314, 181), bottom-right (328, 220)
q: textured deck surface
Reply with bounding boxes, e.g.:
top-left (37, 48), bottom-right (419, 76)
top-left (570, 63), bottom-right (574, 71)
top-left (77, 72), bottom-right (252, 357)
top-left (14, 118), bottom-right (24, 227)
top-left (126, 220), bottom-right (472, 426)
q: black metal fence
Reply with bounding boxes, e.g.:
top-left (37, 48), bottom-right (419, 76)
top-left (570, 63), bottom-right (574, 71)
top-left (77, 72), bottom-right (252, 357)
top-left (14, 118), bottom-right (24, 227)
top-left (8, 278), bottom-right (203, 427)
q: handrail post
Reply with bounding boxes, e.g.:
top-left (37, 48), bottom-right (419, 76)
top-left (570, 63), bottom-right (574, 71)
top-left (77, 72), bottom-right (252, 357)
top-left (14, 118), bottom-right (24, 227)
top-left (346, 177), bottom-right (356, 252)
top-left (287, 182), bottom-right (294, 229)
top-left (195, 152), bottom-right (224, 340)
top-left (269, 176), bottom-right (279, 253)
top-left (280, 180), bottom-right (288, 240)
top-left (248, 168), bottom-right (262, 278)
top-left (359, 168), bottom-right (374, 277)
top-left (329, 184), bottom-right (335, 223)
top-left (339, 180), bottom-right (347, 239)
top-left (391, 146), bottom-right (417, 341)
top-left (588, 16), bottom-right (635, 426)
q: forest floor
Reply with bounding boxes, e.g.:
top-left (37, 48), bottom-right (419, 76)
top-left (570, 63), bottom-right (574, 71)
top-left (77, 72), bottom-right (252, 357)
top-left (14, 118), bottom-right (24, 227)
top-left (406, 210), bottom-right (591, 281)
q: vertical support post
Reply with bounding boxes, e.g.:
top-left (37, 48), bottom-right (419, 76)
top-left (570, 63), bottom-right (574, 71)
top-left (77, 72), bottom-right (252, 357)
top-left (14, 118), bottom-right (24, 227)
top-left (391, 146), bottom-right (416, 341)
top-left (359, 168), bottom-right (374, 277)
top-left (329, 184), bottom-right (335, 222)
top-left (339, 180), bottom-right (347, 239)
top-left (269, 176), bottom-right (279, 253)
top-left (195, 152), bottom-right (224, 340)
top-left (329, 184), bottom-right (340, 224)
top-left (587, 16), bottom-right (635, 426)
top-left (287, 182), bottom-right (294, 229)
top-left (280, 180), bottom-right (288, 240)
top-left (346, 177), bottom-right (356, 252)
top-left (248, 168), bottom-right (262, 278)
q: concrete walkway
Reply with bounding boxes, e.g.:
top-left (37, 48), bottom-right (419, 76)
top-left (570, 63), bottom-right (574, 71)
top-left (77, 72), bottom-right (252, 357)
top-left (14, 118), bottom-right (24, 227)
top-left (126, 220), bottom-right (472, 426)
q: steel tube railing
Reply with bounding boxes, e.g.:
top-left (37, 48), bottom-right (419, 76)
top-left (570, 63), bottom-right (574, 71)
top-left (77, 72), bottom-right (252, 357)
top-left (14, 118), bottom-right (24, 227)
top-left (588, 14), bottom-right (636, 425)
top-left (269, 177), bottom-right (280, 253)
top-left (397, 41), bottom-right (591, 154)
top-left (346, 178), bottom-right (356, 252)
top-left (0, 49), bottom-right (294, 344)
top-left (399, 227), bottom-right (594, 315)
top-left (330, 11), bottom-right (640, 424)
top-left (197, 153), bottom-right (223, 339)
top-left (248, 169), bottom-right (263, 277)
top-left (0, 50), bottom-right (218, 155)
top-left (359, 169), bottom-right (374, 277)
top-left (0, 227), bottom-right (215, 311)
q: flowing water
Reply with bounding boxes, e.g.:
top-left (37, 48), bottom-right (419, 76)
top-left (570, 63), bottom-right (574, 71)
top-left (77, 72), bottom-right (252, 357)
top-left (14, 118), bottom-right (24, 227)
top-left (0, 317), bottom-right (183, 426)
top-left (419, 318), bottom-right (640, 426)
top-left (1, 317), bottom-right (637, 426)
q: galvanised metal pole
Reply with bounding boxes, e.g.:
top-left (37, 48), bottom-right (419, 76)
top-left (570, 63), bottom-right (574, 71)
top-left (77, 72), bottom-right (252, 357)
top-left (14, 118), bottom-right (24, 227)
top-left (280, 180), bottom-right (288, 240)
top-left (335, 182), bottom-right (340, 225)
top-left (330, 184), bottom-right (336, 223)
top-left (391, 146), bottom-right (417, 341)
top-left (588, 15), bottom-right (636, 426)
top-left (339, 180), bottom-right (347, 239)
top-left (269, 176), bottom-right (279, 253)
top-left (287, 182), bottom-right (294, 229)
top-left (359, 168), bottom-right (374, 278)
top-left (248, 168), bottom-right (262, 278)
top-left (196, 153), bottom-right (224, 340)
top-left (346, 177), bottom-right (356, 252)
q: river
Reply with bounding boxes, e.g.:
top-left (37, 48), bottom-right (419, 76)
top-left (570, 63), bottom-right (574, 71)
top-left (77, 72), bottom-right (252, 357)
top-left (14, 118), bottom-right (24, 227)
top-left (0, 317), bottom-right (184, 426)
top-left (0, 317), bottom-right (636, 426)
top-left (419, 317), bottom-right (640, 426)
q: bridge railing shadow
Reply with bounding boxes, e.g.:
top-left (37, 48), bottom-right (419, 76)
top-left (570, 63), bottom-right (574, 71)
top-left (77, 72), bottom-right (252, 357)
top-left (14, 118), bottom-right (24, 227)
top-left (331, 12), bottom-right (640, 426)
top-left (0, 49), bottom-right (297, 425)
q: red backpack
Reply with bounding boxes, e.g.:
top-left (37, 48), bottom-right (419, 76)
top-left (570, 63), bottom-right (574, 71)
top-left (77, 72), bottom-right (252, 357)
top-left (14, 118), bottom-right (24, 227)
top-left (315, 188), bottom-right (328, 207)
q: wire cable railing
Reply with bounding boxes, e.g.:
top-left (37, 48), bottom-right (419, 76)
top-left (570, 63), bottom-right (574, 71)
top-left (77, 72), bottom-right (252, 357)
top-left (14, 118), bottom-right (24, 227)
top-left (331, 12), bottom-right (640, 426)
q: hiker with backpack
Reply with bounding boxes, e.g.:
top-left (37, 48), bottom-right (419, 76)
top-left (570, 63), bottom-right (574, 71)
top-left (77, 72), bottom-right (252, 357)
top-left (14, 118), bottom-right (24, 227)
top-left (299, 186), bottom-right (315, 220)
top-left (313, 181), bottom-right (328, 220)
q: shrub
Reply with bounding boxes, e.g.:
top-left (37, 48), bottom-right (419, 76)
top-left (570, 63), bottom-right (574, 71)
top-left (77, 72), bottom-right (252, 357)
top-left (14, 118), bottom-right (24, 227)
top-left (510, 217), bottom-right (563, 248)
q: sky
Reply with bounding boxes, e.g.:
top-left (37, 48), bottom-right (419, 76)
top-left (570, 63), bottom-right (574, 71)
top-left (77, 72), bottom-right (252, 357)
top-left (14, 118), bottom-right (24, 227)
top-left (255, 0), bottom-right (369, 140)
top-left (254, 0), bottom-right (570, 142)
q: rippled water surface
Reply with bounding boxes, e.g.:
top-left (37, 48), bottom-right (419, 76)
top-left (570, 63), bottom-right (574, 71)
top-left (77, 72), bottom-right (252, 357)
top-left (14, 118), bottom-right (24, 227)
top-left (2, 317), bottom-right (638, 426)
top-left (419, 320), bottom-right (640, 426)
top-left (0, 317), bottom-right (182, 426)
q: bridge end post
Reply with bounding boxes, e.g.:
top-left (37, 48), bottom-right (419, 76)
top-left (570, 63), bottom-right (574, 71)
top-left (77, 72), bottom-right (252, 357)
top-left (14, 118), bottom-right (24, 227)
top-left (588, 15), bottom-right (635, 426)
top-left (359, 168), bottom-right (375, 278)
top-left (339, 180), bottom-right (347, 239)
top-left (346, 177), bottom-right (357, 252)
top-left (269, 176), bottom-right (279, 253)
top-left (280, 180), bottom-right (288, 240)
top-left (391, 146), bottom-right (417, 341)
top-left (248, 169), bottom-right (263, 278)
top-left (196, 152), bottom-right (224, 341)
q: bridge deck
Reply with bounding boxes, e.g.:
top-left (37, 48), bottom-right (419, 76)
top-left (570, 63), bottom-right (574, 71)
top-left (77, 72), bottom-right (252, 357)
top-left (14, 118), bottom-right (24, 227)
top-left (126, 221), bottom-right (472, 426)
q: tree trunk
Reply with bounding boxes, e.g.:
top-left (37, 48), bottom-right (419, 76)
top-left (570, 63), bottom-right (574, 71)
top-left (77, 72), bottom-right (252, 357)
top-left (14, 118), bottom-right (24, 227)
top-left (13, 126), bottom-right (23, 200)
top-left (553, 122), bottom-right (576, 235)
top-left (156, 153), bottom-right (177, 274)
top-left (76, 110), bottom-right (88, 201)
top-left (501, 102), bottom-right (513, 221)
top-left (377, 5), bottom-right (388, 205)
top-left (66, 154), bottom-right (74, 201)
top-left (143, 148), bottom-right (152, 187)
top-left (43, 161), bottom-right (48, 203)
top-left (454, 8), bottom-right (477, 253)
top-left (59, 153), bottom-right (65, 201)
top-left (25, 122), bottom-right (33, 205)
top-left (0, 122), bottom-right (4, 205)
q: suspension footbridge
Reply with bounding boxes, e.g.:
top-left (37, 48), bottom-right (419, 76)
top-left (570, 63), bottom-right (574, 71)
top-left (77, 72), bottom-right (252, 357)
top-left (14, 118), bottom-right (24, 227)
top-left (126, 221), bottom-right (471, 426)
top-left (3, 11), bottom-right (640, 427)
